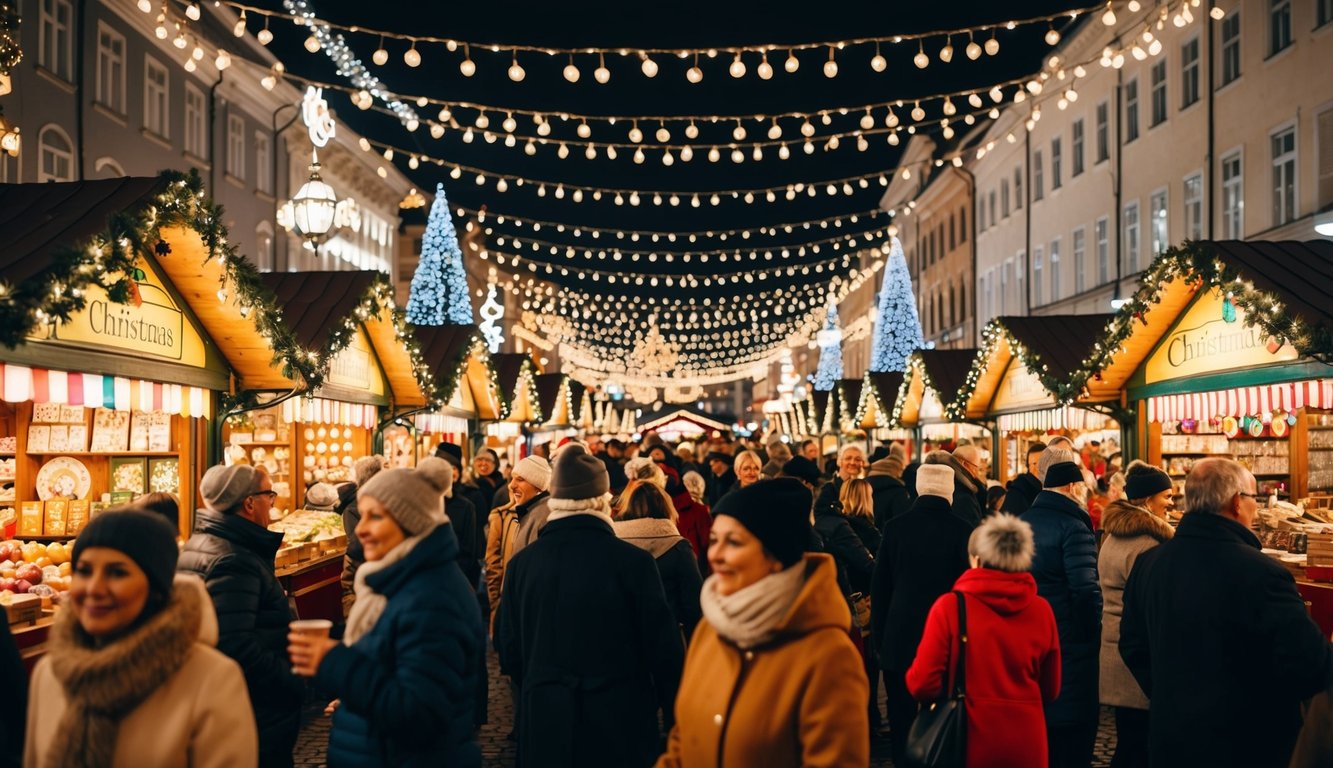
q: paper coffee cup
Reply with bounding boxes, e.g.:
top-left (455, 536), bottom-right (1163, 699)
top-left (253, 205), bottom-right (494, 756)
top-left (290, 619), bottom-right (333, 638)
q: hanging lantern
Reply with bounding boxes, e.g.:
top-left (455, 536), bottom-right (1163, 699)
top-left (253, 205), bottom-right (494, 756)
top-left (290, 154), bottom-right (338, 249)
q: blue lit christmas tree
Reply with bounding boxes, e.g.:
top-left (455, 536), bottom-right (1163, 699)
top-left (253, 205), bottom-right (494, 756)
top-left (869, 237), bottom-right (924, 372)
top-left (407, 183), bottom-right (474, 325)
top-left (812, 299), bottom-right (843, 391)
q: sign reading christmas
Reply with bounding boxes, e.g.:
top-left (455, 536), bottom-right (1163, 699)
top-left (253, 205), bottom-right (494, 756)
top-left (1146, 289), bottom-right (1299, 384)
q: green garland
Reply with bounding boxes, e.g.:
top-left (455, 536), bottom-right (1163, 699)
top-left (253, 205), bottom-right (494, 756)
top-left (0, 2), bottom-right (20, 76)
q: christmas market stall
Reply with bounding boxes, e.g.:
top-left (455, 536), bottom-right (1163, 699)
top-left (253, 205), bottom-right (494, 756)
top-left (1069, 240), bottom-right (1333, 633)
top-left (637, 406), bottom-right (735, 443)
top-left (529, 372), bottom-right (579, 448)
top-left (852, 370), bottom-right (915, 450)
top-left (0, 173), bottom-right (316, 663)
top-left (895, 350), bottom-right (990, 454)
top-left (950, 315), bottom-right (1121, 484)
top-left (397, 323), bottom-right (497, 466)
top-left (484, 352), bottom-right (538, 466)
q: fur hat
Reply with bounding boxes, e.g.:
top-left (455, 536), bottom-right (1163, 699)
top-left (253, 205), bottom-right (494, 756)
top-left (512, 455), bottom-right (552, 492)
top-left (353, 456), bottom-right (386, 487)
top-left (712, 477), bottom-right (812, 567)
top-left (1043, 461), bottom-right (1084, 488)
top-left (969, 513), bottom-right (1035, 572)
top-left (199, 464), bottom-right (265, 513)
top-left (72, 509), bottom-right (179, 598)
top-left (550, 444), bottom-right (610, 500)
top-left (304, 482), bottom-right (340, 511)
top-left (358, 457), bottom-right (452, 536)
top-left (1123, 460), bottom-right (1172, 501)
top-left (916, 464), bottom-right (956, 500)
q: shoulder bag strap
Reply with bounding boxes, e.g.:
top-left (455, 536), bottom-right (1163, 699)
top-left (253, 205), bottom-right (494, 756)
top-left (952, 590), bottom-right (967, 699)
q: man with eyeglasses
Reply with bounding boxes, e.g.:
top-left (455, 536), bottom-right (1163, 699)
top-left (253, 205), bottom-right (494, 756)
top-left (179, 464), bottom-right (303, 767)
top-left (1120, 457), bottom-right (1332, 768)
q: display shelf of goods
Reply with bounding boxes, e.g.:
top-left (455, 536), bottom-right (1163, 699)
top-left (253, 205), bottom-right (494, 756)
top-left (300, 424), bottom-right (367, 487)
top-left (269, 509), bottom-right (347, 567)
top-left (224, 410), bottom-right (294, 512)
top-left (0, 540), bottom-right (74, 610)
top-left (1308, 413), bottom-right (1333, 491)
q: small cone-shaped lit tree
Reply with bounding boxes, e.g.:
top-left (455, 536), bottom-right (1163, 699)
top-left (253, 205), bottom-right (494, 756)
top-left (407, 183), bottom-right (474, 325)
top-left (812, 299), bottom-right (844, 391)
top-left (869, 236), bottom-right (925, 372)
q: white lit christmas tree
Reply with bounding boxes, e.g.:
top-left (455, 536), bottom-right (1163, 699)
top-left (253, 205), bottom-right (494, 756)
top-left (812, 299), bottom-right (843, 391)
top-left (869, 236), bottom-right (924, 372)
top-left (407, 183), bottom-right (474, 325)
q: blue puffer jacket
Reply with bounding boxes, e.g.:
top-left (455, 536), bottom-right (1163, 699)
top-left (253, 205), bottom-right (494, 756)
top-left (318, 523), bottom-right (484, 768)
top-left (1022, 489), bottom-right (1102, 727)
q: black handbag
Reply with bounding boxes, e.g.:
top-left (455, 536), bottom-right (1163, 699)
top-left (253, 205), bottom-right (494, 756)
top-left (902, 590), bottom-right (968, 768)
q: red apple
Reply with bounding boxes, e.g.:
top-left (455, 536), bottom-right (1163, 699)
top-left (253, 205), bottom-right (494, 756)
top-left (12, 579), bottom-right (32, 594)
top-left (0, 543), bottom-right (14, 563)
top-left (14, 563), bottom-right (42, 584)
top-left (0, 578), bottom-right (14, 592)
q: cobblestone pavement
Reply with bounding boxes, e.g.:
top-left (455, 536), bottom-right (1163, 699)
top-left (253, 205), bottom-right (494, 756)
top-left (294, 652), bottom-right (1117, 767)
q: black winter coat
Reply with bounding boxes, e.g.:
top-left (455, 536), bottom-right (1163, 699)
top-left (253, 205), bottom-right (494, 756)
top-left (177, 509), bottom-right (302, 758)
top-left (338, 482), bottom-right (364, 582)
top-left (706, 469), bottom-right (737, 507)
top-left (447, 494), bottom-right (483, 589)
top-left (949, 477), bottom-right (984, 528)
top-left (1000, 472), bottom-right (1042, 516)
top-left (498, 514), bottom-right (685, 768)
top-left (871, 494), bottom-right (973, 672)
top-left (866, 474), bottom-right (912, 531)
top-left (813, 503), bottom-right (875, 596)
top-left (0, 620), bottom-right (24, 768)
top-left (1021, 490), bottom-right (1101, 727)
top-left (1120, 513), bottom-right (1333, 767)
top-left (847, 514), bottom-right (882, 556)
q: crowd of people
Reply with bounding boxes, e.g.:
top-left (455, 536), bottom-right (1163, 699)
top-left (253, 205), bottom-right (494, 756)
top-left (1, 430), bottom-right (1331, 768)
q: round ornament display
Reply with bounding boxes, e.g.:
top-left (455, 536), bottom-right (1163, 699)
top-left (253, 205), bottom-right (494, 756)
top-left (1222, 417), bottom-right (1240, 438)
top-left (1247, 418), bottom-right (1265, 438)
top-left (36, 457), bottom-right (92, 500)
top-left (1271, 418), bottom-right (1289, 438)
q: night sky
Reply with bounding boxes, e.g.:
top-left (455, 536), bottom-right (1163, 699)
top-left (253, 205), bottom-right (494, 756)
top-left (250, 0), bottom-right (1083, 357)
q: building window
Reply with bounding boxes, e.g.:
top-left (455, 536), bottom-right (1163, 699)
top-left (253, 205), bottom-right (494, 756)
top-left (38, 125), bottom-right (74, 182)
top-left (978, 197), bottom-right (986, 233)
top-left (255, 132), bottom-right (272, 194)
top-left (1096, 101), bottom-right (1110, 162)
top-left (1050, 238), bottom-right (1062, 302)
top-left (1150, 189), bottom-right (1169, 258)
top-left (1033, 246), bottom-right (1044, 306)
top-left (256, 223), bottom-right (275, 271)
top-left (1221, 13), bottom-right (1242, 86)
top-left (1125, 78), bottom-right (1140, 143)
top-left (1124, 201), bottom-right (1141, 273)
top-left (1000, 178), bottom-right (1010, 218)
top-left (144, 57), bottom-right (169, 138)
top-left (959, 206), bottom-right (968, 241)
top-left (1181, 38), bottom-right (1200, 108)
top-left (226, 115), bottom-right (245, 180)
top-left (1222, 152), bottom-right (1244, 238)
top-left (949, 215), bottom-right (956, 250)
top-left (1052, 138), bottom-right (1063, 190)
top-left (989, 189), bottom-right (997, 225)
top-left (1034, 150), bottom-right (1044, 201)
top-left (1072, 120), bottom-right (1085, 176)
top-left (1184, 173), bottom-right (1204, 240)
top-left (1001, 259), bottom-right (1012, 314)
top-left (1073, 228), bottom-right (1087, 294)
top-left (1320, 0), bottom-right (1333, 27)
top-left (1271, 126), bottom-right (1297, 226)
top-left (1270, 0), bottom-right (1292, 55)
top-left (1150, 60), bottom-right (1168, 127)
top-left (38, 0), bottom-right (73, 81)
top-left (95, 23), bottom-right (126, 114)
top-left (1319, 110), bottom-right (1333, 211)
top-left (1096, 217), bottom-right (1110, 285)
top-left (184, 85), bottom-right (206, 159)
top-left (1014, 166), bottom-right (1024, 209)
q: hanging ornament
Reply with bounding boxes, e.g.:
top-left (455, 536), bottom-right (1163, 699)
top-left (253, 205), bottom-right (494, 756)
top-left (1221, 292), bottom-right (1237, 323)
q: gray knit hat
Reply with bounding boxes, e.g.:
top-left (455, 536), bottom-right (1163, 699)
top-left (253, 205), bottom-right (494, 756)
top-left (512, 455), bottom-right (551, 492)
top-left (353, 455), bottom-right (386, 486)
top-left (304, 482), bottom-right (340, 511)
top-left (199, 464), bottom-right (264, 513)
top-left (357, 457), bottom-right (452, 535)
top-left (550, 444), bottom-right (610, 500)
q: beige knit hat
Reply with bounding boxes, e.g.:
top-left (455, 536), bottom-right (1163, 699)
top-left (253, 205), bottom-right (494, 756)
top-left (357, 457), bottom-right (452, 535)
top-left (512, 455), bottom-right (551, 492)
top-left (916, 464), bottom-right (956, 501)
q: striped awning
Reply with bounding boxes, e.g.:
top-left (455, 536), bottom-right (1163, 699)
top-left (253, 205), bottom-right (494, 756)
top-left (279, 397), bottom-right (377, 429)
top-left (1146, 379), bottom-right (1333, 423)
top-left (997, 406), bottom-right (1115, 433)
top-left (0, 363), bottom-right (211, 416)
top-left (414, 412), bottom-right (471, 435)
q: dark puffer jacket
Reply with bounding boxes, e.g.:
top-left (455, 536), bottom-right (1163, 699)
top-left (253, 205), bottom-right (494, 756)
top-left (1000, 472), bottom-right (1043, 516)
top-left (176, 508), bottom-right (302, 759)
top-left (319, 523), bottom-right (485, 768)
top-left (866, 473), bottom-right (911, 531)
top-left (813, 495), bottom-right (875, 596)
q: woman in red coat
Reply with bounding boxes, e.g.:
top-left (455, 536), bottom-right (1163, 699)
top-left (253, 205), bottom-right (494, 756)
top-left (906, 513), bottom-right (1062, 768)
top-left (676, 471), bottom-right (714, 575)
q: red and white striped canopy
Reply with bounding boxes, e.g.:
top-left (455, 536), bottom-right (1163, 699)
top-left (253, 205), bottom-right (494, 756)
top-left (1146, 380), bottom-right (1333, 423)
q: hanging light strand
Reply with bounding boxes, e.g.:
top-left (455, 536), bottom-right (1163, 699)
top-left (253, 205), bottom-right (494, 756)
top-left (458, 205), bottom-right (886, 243)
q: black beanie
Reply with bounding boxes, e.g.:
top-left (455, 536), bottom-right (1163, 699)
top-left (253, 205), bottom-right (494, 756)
top-left (1043, 461), bottom-right (1085, 488)
top-left (712, 477), bottom-right (812, 567)
top-left (1124, 463), bottom-right (1173, 501)
top-left (72, 509), bottom-right (179, 598)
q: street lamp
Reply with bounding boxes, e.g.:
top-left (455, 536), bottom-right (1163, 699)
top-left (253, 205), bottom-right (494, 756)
top-left (290, 154), bottom-right (337, 250)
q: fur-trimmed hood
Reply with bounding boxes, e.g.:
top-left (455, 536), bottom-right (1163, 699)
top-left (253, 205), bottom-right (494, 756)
top-left (1102, 498), bottom-right (1175, 542)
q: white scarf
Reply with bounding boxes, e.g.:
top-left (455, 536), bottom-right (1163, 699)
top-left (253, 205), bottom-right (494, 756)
top-left (343, 530), bottom-right (428, 645)
top-left (699, 561), bottom-right (807, 649)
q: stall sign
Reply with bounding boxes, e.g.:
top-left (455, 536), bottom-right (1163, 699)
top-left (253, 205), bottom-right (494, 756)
top-left (1145, 289), bottom-right (1299, 384)
top-left (990, 362), bottom-right (1056, 413)
top-left (327, 327), bottom-right (385, 396)
top-left (34, 262), bottom-right (207, 367)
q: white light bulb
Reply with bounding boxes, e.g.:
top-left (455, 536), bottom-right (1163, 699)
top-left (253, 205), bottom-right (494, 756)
top-left (686, 65), bottom-right (703, 83)
top-left (860, 113), bottom-right (874, 130)
top-left (942, 98), bottom-right (956, 116)
top-left (662, 150), bottom-right (674, 166)
top-left (679, 146), bottom-right (693, 161)
top-left (731, 148), bottom-right (744, 163)
top-left (968, 92), bottom-right (984, 108)
top-left (557, 144), bottom-right (569, 159)
top-left (914, 50), bottom-right (929, 69)
top-left (633, 148), bottom-right (645, 164)
top-left (870, 53), bottom-right (887, 72)
top-left (460, 57), bottom-right (476, 77)
top-left (1102, 5), bottom-right (1117, 25)
top-left (192, 45), bottom-right (204, 61)
top-left (1128, 0), bottom-right (1141, 10)
top-left (685, 123), bottom-right (699, 139)
top-left (594, 65), bottom-right (610, 84)
top-left (708, 147), bottom-right (721, 162)
top-left (1148, 39), bottom-right (1162, 56)
top-left (173, 31), bottom-right (187, 49)
top-left (304, 35), bottom-right (320, 53)
top-left (185, 2), bottom-right (200, 21)
top-left (1046, 28), bottom-right (1061, 45)
top-left (404, 46), bottom-right (421, 67)
top-left (778, 144), bottom-right (790, 159)
top-left (261, 75), bottom-right (276, 90)
top-left (768, 123), bottom-right (782, 139)
top-left (629, 126), bottom-right (642, 142)
top-left (641, 56), bottom-right (658, 77)
top-left (757, 56), bottom-right (773, 79)
top-left (215, 50), bottom-right (231, 70)
top-left (784, 51), bottom-right (799, 72)
top-left (508, 62), bottom-right (525, 81)
top-left (183, 58), bottom-right (196, 72)
top-left (823, 58), bottom-right (838, 77)
top-left (729, 55), bottom-right (746, 78)
top-left (1131, 44), bottom-right (1147, 60)
top-left (1210, 7), bottom-right (1226, 20)
top-left (985, 37), bottom-right (1000, 55)
top-left (257, 28), bottom-right (273, 45)
top-left (800, 120), bottom-right (814, 137)
top-left (733, 124), bottom-right (746, 140)
top-left (232, 16), bottom-right (246, 37)
top-left (137, 0), bottom-right (151, 11)
top-left (575, 122), bottom-right (590, 138)
top-left (939, 42), bottom-right (954, 63)
top-left (966, 40), bottom-right (982, 59)
top-left (372, 47), bottom-right (388, 65)
top-left (911, 104), bottom-right (926, 121)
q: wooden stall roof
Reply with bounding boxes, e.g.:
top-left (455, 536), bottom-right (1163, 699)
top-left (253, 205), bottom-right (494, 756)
top-left (809, 389), bottom-right (831, 429)
top-left (408, 323), bottom-right (485, 411)
top-left (490, 352), bottom-right (539, 423)
top-left (1078, 240), bottom-right (1333, 404)
top-left (838, 378), bottom-right (864, 425)
top-left (260, 271), bottom-right (430, 406)
top-left (860, 371), bottom-right (906, 428)
top-left (638, 406), bottom-right (734, 435)
top-left (919, 350), bottom-right (979, 409)
top-left (566, 379), bottom-right (589, 427)
top-left (533, 373), bottom-right (570, 426)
